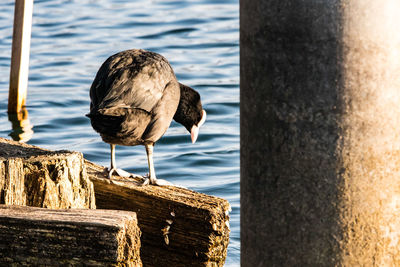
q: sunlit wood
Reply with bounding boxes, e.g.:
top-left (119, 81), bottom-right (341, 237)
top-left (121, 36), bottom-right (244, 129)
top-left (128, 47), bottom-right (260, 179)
top-left (8, 0), bottom-right (33, 114)
top-left (0, 205), bottom-right (141, 265)
top-left (0, 137), bottom-right (230, 266)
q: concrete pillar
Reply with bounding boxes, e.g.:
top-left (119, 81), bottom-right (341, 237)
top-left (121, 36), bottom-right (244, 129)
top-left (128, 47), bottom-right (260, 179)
top-left (241, 0), bottom-right (400, 266)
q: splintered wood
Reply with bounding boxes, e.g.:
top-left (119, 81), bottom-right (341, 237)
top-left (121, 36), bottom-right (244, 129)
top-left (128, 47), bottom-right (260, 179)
top-left (0, 137), bottom-right (230, 266)
top-left (0, 205), bottom-right (142, 266)
top-left (87, 161), bottom-right (231, 267)
top-left (0, 138), bottom-right (95, 209)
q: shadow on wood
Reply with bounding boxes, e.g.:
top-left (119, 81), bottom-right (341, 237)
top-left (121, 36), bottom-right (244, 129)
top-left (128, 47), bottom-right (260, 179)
top-left (0, 205), bottom-right (141, 266)
top-left (87, 161), bottom-right (231, 267)
top-left (0, 137), bottom-right (230, 266)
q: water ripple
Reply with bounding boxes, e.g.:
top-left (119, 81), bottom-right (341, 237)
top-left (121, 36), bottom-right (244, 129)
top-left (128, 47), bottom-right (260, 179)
top-left (0, 0), bottom-right (239, 265)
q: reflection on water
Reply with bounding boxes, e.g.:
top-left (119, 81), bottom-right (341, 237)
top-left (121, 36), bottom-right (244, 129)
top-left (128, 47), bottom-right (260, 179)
top-left (0, 0), bottom-right (239, 265)
top-left (8, 106), bottom-right (34, 143)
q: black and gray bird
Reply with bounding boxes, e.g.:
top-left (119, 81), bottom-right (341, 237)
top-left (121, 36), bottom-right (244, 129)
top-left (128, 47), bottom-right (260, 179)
top-left (87, 49), bottom-right (206, 185)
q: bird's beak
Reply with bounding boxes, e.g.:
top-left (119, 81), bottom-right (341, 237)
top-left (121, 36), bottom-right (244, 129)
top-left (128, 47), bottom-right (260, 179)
top-left (191, 125), bottom-right (199, 144)
top-left (191, 110), bottom-right (206, 144)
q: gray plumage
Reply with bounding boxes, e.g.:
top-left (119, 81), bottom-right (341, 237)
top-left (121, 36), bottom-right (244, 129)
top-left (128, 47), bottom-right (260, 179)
top-left (88, 49), bottom-right (180, 146)
top-left (87, 49), bottom-right (206, 185)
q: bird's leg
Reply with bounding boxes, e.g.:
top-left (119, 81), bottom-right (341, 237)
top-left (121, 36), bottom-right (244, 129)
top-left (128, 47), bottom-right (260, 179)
top-left (144, 143), bottom-right (157, 184)
top-left (108, 144), bottom-right (141, 179)
top-left (108, 144), bottom-right (117, 178)
top-left (143, 143), bottom-right (173, 186)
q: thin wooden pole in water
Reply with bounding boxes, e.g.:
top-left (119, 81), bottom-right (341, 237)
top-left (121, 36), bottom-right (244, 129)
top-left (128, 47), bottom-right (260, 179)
top-left (8, 0), bottom-right (33, 114)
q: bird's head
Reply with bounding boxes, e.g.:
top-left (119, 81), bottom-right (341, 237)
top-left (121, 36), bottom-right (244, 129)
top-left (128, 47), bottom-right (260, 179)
top-left (173, 83), bottom-right (206, 144)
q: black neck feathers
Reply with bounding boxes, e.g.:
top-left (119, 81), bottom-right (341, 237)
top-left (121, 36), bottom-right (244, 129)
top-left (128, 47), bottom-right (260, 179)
top-left (173, 83), bottom-right (203, 132)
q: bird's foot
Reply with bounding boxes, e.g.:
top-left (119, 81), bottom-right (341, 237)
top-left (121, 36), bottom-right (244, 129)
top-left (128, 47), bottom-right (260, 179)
top-left (108, 167), bottom-right (142, 179)
top-left (141, 174), bottom-right (174, 186)
top-left (153, 178), bottom-right (174, 186)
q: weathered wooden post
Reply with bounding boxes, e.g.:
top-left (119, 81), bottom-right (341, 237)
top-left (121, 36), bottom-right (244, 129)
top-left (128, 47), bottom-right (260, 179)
top-left (0, 138), bottom-right (95, 209)
top-left (8, 0), bottom-right (33, 114)
top-left (0, 205), bottom-right (142, 266)
top-left (241, 0), bottom-right (400, 265)
top-left (0, 137), bottom-right (230, 266)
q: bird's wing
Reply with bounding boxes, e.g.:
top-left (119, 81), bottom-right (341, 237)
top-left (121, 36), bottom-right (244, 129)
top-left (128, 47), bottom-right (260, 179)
top-left (90, 50), bottom-right (176, 114)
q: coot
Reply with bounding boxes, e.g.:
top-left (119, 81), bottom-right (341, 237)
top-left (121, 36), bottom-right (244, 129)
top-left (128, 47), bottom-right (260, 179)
top-left (87, 49), bottom-right (206, 185)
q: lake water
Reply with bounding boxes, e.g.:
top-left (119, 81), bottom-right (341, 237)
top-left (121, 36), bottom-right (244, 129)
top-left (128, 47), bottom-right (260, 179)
top-left (0, 0), bottom-right (239, 265)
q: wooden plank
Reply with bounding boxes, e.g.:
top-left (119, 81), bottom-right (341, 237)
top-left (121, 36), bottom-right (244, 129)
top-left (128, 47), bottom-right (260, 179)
top-left (0, 137), bottom-right (95, 209)
top-left (0, 137), bottom-right (230, 266)
top-left (0, 205), bottom-right (142, 266)
top-left (86, 160), bottom-right (231, 267)
top-left (8, 0), bottom-right (34, 114)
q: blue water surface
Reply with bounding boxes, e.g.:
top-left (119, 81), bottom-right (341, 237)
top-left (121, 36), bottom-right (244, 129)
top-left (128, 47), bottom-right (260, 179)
top-left (0, 0), bottom-right (239, 265)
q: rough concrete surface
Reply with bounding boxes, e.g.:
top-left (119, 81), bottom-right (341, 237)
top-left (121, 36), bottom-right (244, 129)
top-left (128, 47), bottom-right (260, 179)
top-left (241, 0), bottom-right (400, 266)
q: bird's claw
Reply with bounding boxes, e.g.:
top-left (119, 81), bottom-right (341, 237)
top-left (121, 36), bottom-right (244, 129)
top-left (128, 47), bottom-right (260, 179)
top-left (153, 178), bottom-right (174, 186)
top-left (141, 178), bottom-right (150, 186)
top-left (108, 167), bottom-right (142, 179)
top-left (140, 174), bottom-right (173, 186)
top-left (140, 174), bottom-right (155, 186)
top-left (108, 168), bottom-right (118, 179)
